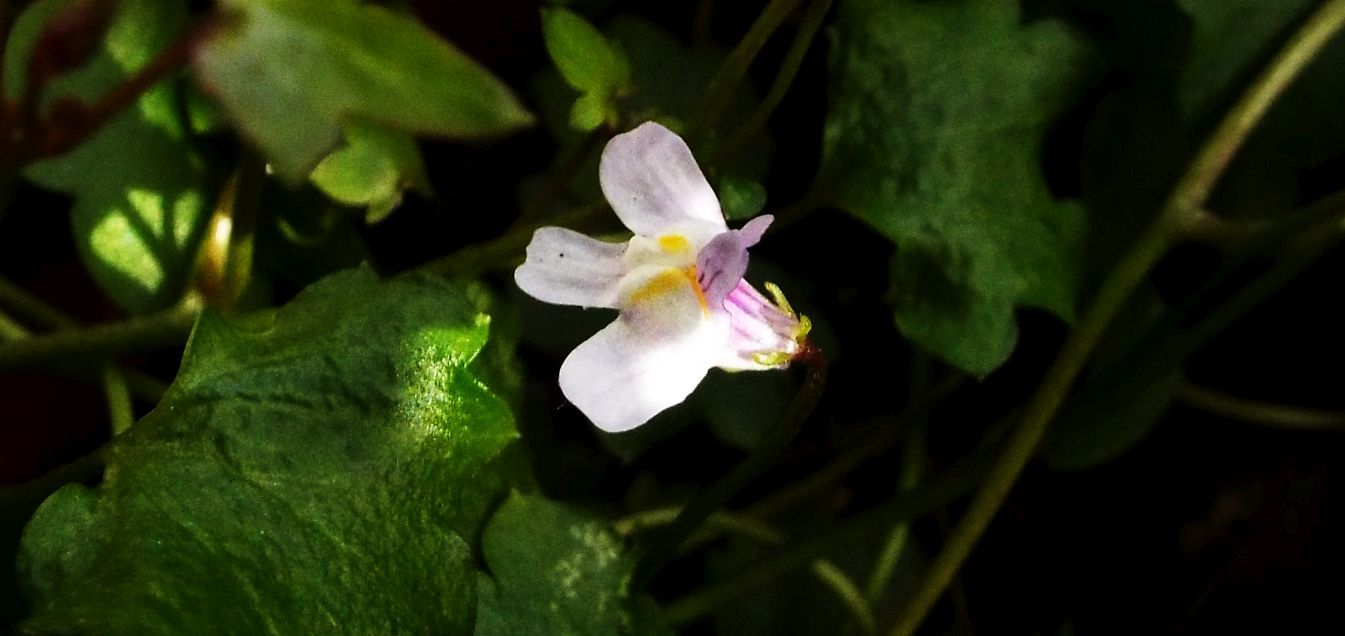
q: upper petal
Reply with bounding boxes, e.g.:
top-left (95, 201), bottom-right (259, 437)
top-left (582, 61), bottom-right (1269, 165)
top-left (599, 122), bottom-right (727, 236)
top-left (696, 214), bottom-right (774, 307)
top-left (559, 311), bottom-right (727, 432)
top-left (515, 227), bottom-right (627, 308)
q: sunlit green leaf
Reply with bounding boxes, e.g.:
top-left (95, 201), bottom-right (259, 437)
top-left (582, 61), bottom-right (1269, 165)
top-left (193, 0), bottom-right (534, 181)
top-left (474, 493), bottom-right (671, 636)
top-left (5, 0), bottom-right (211, 314)
top-left (569, 90), bottom-right (613, 132)
top-left (542, 7), bottom-right (629, 132)
top-left (820, 0), bottom-right (1094, 375)
top-left (542, 7), bottom-right (630, 96)
top-left (310, 122), bottom-right (432, 224)
top-left (18, 269), bottom-right (521, 634)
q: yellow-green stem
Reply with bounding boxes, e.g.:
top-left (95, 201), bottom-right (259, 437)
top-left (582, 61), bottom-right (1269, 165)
top-left (885, 2), bottom-right (1345, 634)
top-left (713, 0), bottom-right (834, 166)
top-left (688, 0), bottom-right (804, 145)
top-left (618, 507), bottom-right (876, 632)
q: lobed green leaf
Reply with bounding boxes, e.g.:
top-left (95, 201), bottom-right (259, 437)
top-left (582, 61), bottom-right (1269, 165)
top-left (820, 0), bottom-right (1095, 375)
top-left (18, 269), bottom-right (522, 634)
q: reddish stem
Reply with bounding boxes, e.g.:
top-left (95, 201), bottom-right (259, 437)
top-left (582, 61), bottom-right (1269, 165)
top-left (35, 26), bottom-right (202, 158)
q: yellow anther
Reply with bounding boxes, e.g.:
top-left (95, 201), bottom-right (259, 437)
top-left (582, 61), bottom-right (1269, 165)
top-left (764, 281), bottom-right (796, 317)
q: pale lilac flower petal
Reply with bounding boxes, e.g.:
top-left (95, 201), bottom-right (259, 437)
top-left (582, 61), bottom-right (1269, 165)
top-left (513, 121), bottom-right (806, 432)
top-left (559, 312), bottom-right (727, 433)
top-left (738, 214), bottom-right (773, 247)
top-left (515, 227), bottom-right (626, 308)
top-left (717, 280), bottom-right (804, 371)
top-left (599, 122), bottom-right (727, 236)
top-left (696, 214), bottom-right (775, 307)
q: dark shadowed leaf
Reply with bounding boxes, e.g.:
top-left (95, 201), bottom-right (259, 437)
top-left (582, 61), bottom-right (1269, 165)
top-left (18, 269), bottom-right (521, 634)
top-left (474, 493), bottom-right (671, 636)
top-left (819, 0), bottom-right (1094, 375)
top-left (192, 0), bottom-right (534, 181)
top-left (1176, 0), bottom-right (1315, 120)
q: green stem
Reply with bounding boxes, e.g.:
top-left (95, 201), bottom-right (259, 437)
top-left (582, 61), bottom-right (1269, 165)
top-left (885, 3), bottom-right (1345, 634)
top-left (633, 342), bottom-right (827, 589)
top-left (0, 299), bottom-right (200, 372)
top-left (0, 307), bottom-right (26, 339)
top-left (102, 364), bottom-right (134, 435)
top-left (713, 0), bottom-right (833, 167)
top-left (864, 419), bottom-right (925, 602)
top-left (747, 373), bottom-right (962, 522)
top-left (1178, 380), bottom-right (1345, 431)
top-left (887, 218), bottom-right (1181, 636)
top-left (618, 507), bottom-right (876, 632)
top-left (0, 275), bottom-right (76, 329)
top-left (0, 276), bottom-right (171, 401)
top-left (662, 449), bottom-right (990, 625)
top-left (32, 20), bottom-right (201, 160)
top-left (1169, 0), bottom-right (1345, 215)
top-left (687, 0), bottom-right (804, 146)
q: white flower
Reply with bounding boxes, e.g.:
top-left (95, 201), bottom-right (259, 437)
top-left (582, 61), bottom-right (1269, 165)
top-left (515, 122), bottom-right (809, 432)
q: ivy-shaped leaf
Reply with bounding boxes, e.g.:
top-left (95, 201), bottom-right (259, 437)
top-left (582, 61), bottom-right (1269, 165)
top-left (820, 0), bottom-right (1095, 375)
top-left (475, 493), bottom-right (671, 636)
top-left (4, 0), bottom-right (211, 314)
top-left (18, 269), bottom-right (521, 634)
top-left (192, 0), bottom-right (534, 181)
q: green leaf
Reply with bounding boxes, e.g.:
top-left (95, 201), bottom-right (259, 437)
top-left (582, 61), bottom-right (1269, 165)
top-left (569, 90), bottom-right (613, 132)
top-left (193, 0), bottom-right (534, 181)
top-left (309, 122), bottom-right (432, 224)
top-left (820, 0), bottom-right (1094, 375)
top-left (474, 493), bottom-right (672, 636)
top-left (541, 8), bottom-right (628, 133)
top-left (528, 15), bottom-right (769, 204)
top-left (6, 0), bottom-right (211, 314)
top-left (18, 269), bottom-right (522, 634)
top-left (1177, 0), bottom-right (1315, 119)
top-left (716, 175), bottom-right (767, 221)
top-left (695, 370), bottom-right (795, 451)
top-left (541, 7), bottom-right (630, 96)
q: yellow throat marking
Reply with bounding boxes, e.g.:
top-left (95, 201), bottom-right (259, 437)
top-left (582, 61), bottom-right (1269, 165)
top-left (657, 234), bottom-right (692, 255)
top-left (627, 266), bottom-right (710, 316)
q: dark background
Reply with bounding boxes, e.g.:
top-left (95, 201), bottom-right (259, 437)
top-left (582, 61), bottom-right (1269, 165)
top-left (3, 1), bottom-right (1343, 634)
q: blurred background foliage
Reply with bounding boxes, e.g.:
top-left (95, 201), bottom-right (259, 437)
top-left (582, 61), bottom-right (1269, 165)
top-left (1, 0), bottom-right (1344, 634)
